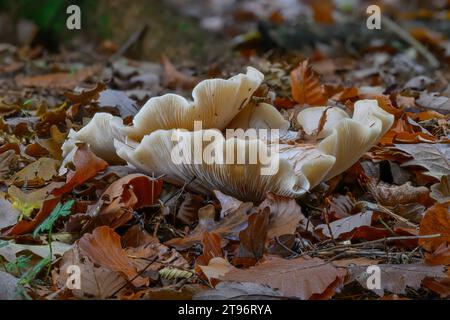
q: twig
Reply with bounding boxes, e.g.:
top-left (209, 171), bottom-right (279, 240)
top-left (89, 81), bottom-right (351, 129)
top-left (382, 16), bottom-right (439, 68)
top-left (108, 256), bottom-right (158, 298)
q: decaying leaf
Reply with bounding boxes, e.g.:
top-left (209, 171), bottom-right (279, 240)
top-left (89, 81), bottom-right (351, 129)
top-left (419, 203), bottom-right (450, 253)
top-left (316, 211), bottom-right (373, 240)
top-left (53, 144), bottom-right (108, 196)
top-left (431, 175), bottom-right (450, 203)
top-left (394, 144), bottom-right (449, 180)
top-left (0, 271), bottom-right (19, 300)
top-left (366, 180), bottom-right (431, 207)
top-left (221, 256), bottom-right (345, 300)
top-left (194, 281), bottom-right (284, 300)
top-left (166, 203), bottom-right (251, 250)
top-left (348, 263), bottom-right (446, 296)
top-left (290, 60), bottom-right (327, 106)
top-left (58, 246), bottom-right (127, 299)
top-left (0, 199), bottom-right (20, 229)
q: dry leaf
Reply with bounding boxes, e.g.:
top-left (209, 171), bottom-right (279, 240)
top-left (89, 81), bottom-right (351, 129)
top-left (196, 231), bottom-right (223, 267)
top-left (11, 158), bottom-right (59, 188)
top-left (53, 144), bottom-right (108, 196)
top-left (0, 271), bottom-right (19, 300)
top-left (366, 180), bottom-right (431, 207)
top-left (395, 144), bottom-right (449, 180)
top-left (290, 60), bottom-right (327, 106)
top-left (198, 257), bottom-right (236, 284)
top-left (316, 211), bottom-right (373, 240)
top-left (258, 193), bottom-right (310, 238)
top-left (78, 226), bottom-right (146, 287)
top-left (162, 56), bottom-right (199, 90)
top-left (176, 193), bottom-right (204, 225)
top-left (58, 246), bottom-right (127, 299)
top-left (431, 175), bottom-right (450, 203)
top-left (348, 263), bottom-right (446, 296)
top-left (0, 199), bottom-right (20, 229)
top-left (419, 203), bottom-right (450, 253)
top-left (222, 256), bottom-right (345, 300)
top-left (166, 203), bottom-right (251, 250)
top-left (194, 281), bottom-right (284, 300)
top-left (15, 66), bottom-right (100, 89)
top-left (234, 208), bottom-right (269, 265)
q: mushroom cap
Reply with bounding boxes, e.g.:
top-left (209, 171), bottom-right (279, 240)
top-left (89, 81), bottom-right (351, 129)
top-left (61, 113), bottom-right (126, 164)
top-left (114, 129), bottom-right (308, 202)
top-left (296, 106), bottom-right (348, 138)
top-left (121, 67), bottom-right (264, 141)
top-left (228, 102), bottom-right (290, 131)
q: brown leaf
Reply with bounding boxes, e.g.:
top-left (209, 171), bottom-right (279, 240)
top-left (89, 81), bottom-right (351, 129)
top-left (52, 144), bottom-right (108, 197)
top-left (197, 231), bottom-right (223, 267)
top-left (394, 143), bottom-right (449, 180)
top-left (431, 175), bottom-right (450, 203)
top-left (348, 263), bottom-right (446, 296)
top-left (258, 193), bottom-right (310, 238)
top-left (15, 66), bottom-right (100, 89)
top-left (176, 193), bottom-right (204, 225)
top-left (10, 158), bottom-right (60, 188)
top-left (121, 225), bottom-right (158, 248)
top-left (166, 203), bottom-right (251, 250)
top-left (214, 190), bottom-right (244, 218)
top-left (162, 56), bottom-right (199, 90)
top-left (419, 203), bottom-right (450, 253)
top-left (316, 211), bottom-right (373, 240)
top-left (64, 83), bottom-right (107, 104)
top-left (78, 226), bottom-right (146, 287)
top-left (234, 208), bottom-right (269, 265)
top-left (194, 281), bottom-right (284, 300)
top-left (83, 174), bottom-right (163, 232)
top-left (58, 246), bottom-right (127, 299)
top-left (366, 179), bottom-right (431, 207)
top-left (290, 60), bottom-right (327, 106)
top-left (222, 256), bottom-right (345, 300)
top-left (198, 257), bottom-right (236, 284)
top-left (5, 196), bottom-right (60, 236)
top-left (0, 199), bottom-right (20, 229)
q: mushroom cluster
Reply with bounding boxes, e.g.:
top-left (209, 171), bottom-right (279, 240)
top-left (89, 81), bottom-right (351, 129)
top-left (62, 67), bottom-right (393, 201)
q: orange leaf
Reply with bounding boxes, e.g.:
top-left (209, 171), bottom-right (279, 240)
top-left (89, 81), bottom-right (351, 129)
top-left (290, 60), bottom-right (327, 106)
top-left (419, 203), bottom-right (450, 253)
top-left (5, 196), bottom-right (60, 236)
top-left (52, 144), bottom-right (108, 196)
top-left (78, 226), bottom-right (146, 287)
top-left (197, 231), bottom-right (223, 267)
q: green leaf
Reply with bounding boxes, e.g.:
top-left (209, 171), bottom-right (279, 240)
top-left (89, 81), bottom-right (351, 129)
top-left (33, 200), bottom-right (75, 238)
top-left (18, 255), bottom-right (52, 286)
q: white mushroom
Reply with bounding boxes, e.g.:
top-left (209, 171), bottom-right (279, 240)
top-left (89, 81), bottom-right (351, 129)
top-left (114, 129), bottom-right (309, 201)
top-left (121, 67), bottom-right (264, 141)
top-left (296, 106), bottom-right (348, 138)
top-left (61, 113), bottom-right (126, 164)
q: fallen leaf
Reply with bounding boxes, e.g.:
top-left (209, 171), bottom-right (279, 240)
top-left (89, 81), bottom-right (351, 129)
top-left (366, 180), bottom-right (431, 207)
top-left (52, 144), bottom-right (108, 196)
top-left (348, 263), bottom-right (446, 296)
top-left (83, 173), bottom-right (163, 232)
top-left (214, 190), bottom-right (244, 218)
top-left (78, 226), bottom-right (146, 287)
top-left (96, 89), bottom-right (139, 118)
top-left (316, 211), bottom-right (373, 240)
top-left (198, 257), bottom-right (236, 284)
top-left (10, 158), bottom-right (60, 188)
top-left (234, 208), bottom-right (269, 265)
top-left (0, 199), bottom-right (20, 229)
top-left (194, 281), bottom-right (284, 300)
top-left (290, 60), bottom-right (327, 106)
top-left (395, 143), bottom-right (449, 180)
top-left (431, 175), bottom-right (450, 203)
top-left (0, 240), bottom-right (72, 263)
top-left (15, 66), bottom-right (100, 89)
top-left (258, 193), bottom-right (310, 238)
top-left (176, 193), bottom-right (204, 225)
top-left (0, 271), bottom-right (19, 300)
top-left (58, 245), bottom-right (127, 299)
top-left (222, 256), bottom-right (345, 300)
top-left (64, 83), bottom-right (107, 104)
top-left (419, 203), bottom-right (450, 253)
top-left (162, 56), bottom-right (199, 90)
top-left (416, 92), bottom-right (450, 113)
top-left (166, 203), bottom-right (251, 250)
top-left (196, 231), bottom-right (223, 267)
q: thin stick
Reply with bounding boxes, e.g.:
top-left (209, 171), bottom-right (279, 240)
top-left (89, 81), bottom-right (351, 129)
top-left (382, 16), bottom-right (439, 68)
